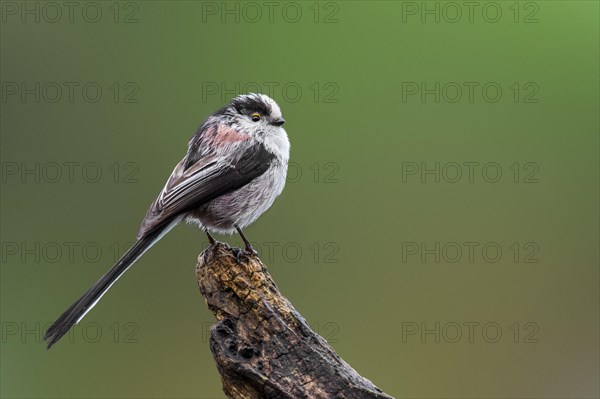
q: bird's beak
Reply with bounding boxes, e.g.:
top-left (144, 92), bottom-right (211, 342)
top-left (271, 117), bottom-right (285, 127)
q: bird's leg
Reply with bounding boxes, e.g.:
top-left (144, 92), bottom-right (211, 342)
top-left (235, 225), bottom-right (257, 255)
top-left (205, 229), bottom-right (216, 245)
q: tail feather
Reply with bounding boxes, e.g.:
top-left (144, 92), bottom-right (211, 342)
top-left (44, 228), bottom-right (164, 349)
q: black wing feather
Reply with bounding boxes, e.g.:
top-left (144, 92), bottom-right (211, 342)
top-left (138, 142), bottom-right (274, 238)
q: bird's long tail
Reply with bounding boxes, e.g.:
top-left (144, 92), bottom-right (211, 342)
top-left (44, 224), bottom-right (173, 349)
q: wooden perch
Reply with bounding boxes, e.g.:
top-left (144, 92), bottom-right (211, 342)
top-left (196, 242), bottom-right (395, 399)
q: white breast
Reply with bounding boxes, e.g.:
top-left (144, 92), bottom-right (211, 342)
top-left (192, 129), bottom-right (290, 234)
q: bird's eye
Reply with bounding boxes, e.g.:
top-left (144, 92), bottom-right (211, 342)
top-left (251, 113), bottom-right (261, 122)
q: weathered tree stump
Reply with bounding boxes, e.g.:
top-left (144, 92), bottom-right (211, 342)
top-left (196, 242), bottom-right (395, 399)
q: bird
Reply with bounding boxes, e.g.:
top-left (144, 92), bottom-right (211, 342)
top-left (44, 93), bottom-right (290, 349)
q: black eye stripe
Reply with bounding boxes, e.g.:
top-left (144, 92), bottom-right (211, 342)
top-left (230, 95), bottom-right (272, 116)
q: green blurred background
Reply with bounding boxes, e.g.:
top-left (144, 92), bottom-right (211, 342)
top-left (1, 1), bottom-right (598, 398)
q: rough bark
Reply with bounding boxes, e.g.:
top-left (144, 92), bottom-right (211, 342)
top-left (196, 242), bottom-right (395, 399)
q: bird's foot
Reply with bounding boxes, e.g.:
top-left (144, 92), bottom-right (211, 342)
top-left (235, 225), bottom-right (257, 257)
top-left (244, 245), bottom-right (258, 256)
top-left (205, 230), bottom-right (216, 245)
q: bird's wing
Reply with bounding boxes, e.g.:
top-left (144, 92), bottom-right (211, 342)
top-left (137, 142), bottom-right (274, 239)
